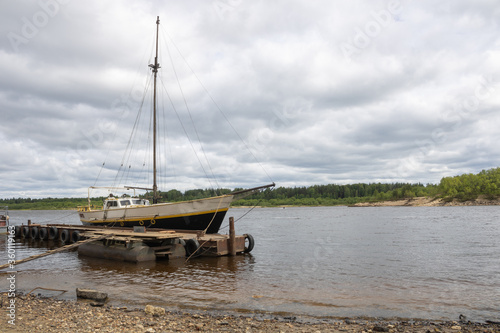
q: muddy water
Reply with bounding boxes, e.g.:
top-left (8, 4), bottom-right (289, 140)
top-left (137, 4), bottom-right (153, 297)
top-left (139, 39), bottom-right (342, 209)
top-left (1, 206), bottom-right (499, 322)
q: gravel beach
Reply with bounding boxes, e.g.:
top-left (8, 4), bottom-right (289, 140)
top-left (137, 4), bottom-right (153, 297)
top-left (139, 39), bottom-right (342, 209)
top-left (2, 292), bottom-right (499, 333)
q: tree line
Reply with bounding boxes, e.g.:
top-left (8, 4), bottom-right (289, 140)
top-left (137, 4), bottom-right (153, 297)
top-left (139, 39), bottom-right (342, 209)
top-left (438, 167), bottom-right (500, 201)
top-left (231, 182), bottom-right (439, 207)
top-left (1, 167), bottom-right (498, 209)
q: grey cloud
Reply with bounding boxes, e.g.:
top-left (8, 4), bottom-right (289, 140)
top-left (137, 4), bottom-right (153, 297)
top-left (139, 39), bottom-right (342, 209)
top-left (0, 0), bottom-right (499, 198)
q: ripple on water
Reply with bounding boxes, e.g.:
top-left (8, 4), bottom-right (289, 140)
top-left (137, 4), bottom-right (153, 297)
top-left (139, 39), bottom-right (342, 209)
top-left (1, 206), bottom-right (499, 321)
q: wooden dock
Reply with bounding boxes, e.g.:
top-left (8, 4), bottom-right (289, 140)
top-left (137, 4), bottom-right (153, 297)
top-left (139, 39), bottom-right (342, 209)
top-left (10, 217), bottom-right (254, 264)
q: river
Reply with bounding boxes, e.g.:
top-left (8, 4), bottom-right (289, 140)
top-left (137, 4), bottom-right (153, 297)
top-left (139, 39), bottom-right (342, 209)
top-left (1, 206), bottom-right (499, 322)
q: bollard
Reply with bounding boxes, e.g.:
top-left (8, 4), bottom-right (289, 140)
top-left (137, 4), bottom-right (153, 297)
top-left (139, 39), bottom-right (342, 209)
top-left (28, 219), bottom-right (31, 226)
top-left (229, 216), bottom-right (236, 256)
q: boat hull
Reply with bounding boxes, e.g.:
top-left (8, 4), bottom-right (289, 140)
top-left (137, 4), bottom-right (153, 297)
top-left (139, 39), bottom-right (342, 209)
top-left (79, 195), bottom-right (233, 234)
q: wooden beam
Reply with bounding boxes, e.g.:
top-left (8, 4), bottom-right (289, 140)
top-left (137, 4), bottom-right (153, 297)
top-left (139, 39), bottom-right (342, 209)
top-left (0, 234), bottom-right (113, 271)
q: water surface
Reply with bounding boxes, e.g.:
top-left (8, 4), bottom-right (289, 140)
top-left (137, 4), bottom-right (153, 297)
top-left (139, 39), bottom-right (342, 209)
top-left (1, 206), bottom-right (499, 321)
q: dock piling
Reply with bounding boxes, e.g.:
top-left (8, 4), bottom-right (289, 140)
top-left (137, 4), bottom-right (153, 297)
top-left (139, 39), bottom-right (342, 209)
top-left (229, 216), bottom-right (236, 256)
top-left (8, 221), bottom-right (253, 264)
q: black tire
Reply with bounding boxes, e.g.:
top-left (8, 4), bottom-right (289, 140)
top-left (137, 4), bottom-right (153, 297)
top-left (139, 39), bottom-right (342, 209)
top-left (185, 238), bottom-right (201, 257)
top-left (22, 226), bottom-right (30, 238)
top-left (244, 233), bottom-right (255, 253)
top-left (30, 227), bottom-right (39, 239)
top-left (39, 228), bottom-right (48, 240)
top-left (71, 230), bottom-right (81, 243)
top-left (48, 227), bottom-right (58, 240)
top-left (59, 229), bottom-right (69, 243)
top-left (15, 226), bottom-right (22, 237)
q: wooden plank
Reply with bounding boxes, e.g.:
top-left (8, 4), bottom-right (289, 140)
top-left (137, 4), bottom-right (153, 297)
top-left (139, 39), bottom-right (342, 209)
top-left (155, 251), bottom-right (172, 255)
top-left (82, 235), bottom-right (140, 242)
top-left (85, 230), bottom-right (179, 239)
top-left (82, 232), bottom-right (180, 242)
top-left (43, 224), bottom-right (210, 240)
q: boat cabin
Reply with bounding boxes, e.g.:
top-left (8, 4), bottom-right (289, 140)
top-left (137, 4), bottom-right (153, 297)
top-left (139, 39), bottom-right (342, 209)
top-left (103, 196), bottom-right (150, 210)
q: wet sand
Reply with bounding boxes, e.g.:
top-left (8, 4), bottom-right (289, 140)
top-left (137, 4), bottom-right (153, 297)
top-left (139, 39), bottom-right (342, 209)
top-left (2, 292), bottom-right (499, 333)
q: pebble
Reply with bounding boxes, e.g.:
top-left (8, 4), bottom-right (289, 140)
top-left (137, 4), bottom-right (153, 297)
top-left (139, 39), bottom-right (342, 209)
top-left (144, 304), bottom-right (165, 316)
top-left (373, 325), bottom-right (389, 332)
top-left (2, 292), bottom-right (499, 333)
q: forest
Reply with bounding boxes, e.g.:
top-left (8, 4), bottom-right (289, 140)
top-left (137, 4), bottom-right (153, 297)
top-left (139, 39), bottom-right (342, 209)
top-left (1, 167), bottom-right (499, 210)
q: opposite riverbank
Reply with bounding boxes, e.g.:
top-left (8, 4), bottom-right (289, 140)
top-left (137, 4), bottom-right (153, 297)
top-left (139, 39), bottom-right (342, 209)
top-left (2, 292), bottom-right (499, 333)
top-left (3, 194), bottom-right (500, 210)
top-left (351, 196), bottom-right (500, 207)
top-left (234, 196), bottom-right (500, 208)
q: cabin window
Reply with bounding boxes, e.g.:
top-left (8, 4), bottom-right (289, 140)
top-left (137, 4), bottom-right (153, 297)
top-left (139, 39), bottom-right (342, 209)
top-left (106, 201), bottom-right (118, 208)
top-left (120, 200), bottom-right (131, 206)
top-left (132, 199), bottom-right (142, 205)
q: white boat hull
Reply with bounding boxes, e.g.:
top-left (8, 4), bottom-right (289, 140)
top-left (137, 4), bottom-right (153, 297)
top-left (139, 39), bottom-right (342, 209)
top-left (79, 195), bottom-right (234, 234)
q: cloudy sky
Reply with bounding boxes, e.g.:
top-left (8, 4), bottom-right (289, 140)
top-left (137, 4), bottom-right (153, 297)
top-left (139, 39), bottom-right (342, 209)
top-left (1, 0), bottom-right (499, 198)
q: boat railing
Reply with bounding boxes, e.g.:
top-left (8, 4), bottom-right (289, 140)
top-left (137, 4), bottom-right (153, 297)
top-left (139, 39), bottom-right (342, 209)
top-left (77, 205), bottom-right (102, 212)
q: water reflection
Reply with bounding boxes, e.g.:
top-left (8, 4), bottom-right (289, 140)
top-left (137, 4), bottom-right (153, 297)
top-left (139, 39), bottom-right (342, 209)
top-left (1, 207), bottom-right (500, 321)
top-left (75, 252), bottom-right (259, 308)
top-left (77, 254), bottom-right (255, 280)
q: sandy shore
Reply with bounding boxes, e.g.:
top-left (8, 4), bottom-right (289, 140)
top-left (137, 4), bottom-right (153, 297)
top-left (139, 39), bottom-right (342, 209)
top-left (2, 292), bottom-right (499, 333)
top-left (351, 196), bottom-right (500, 207)
top-left (235, 196), bottom-right (500, 209)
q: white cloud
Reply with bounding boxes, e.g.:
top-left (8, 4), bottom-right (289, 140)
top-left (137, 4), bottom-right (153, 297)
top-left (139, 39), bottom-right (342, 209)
top-left (0, 0), bottom-right (499, 198)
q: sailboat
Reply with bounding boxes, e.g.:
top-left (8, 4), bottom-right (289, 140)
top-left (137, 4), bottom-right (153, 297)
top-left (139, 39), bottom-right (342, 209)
top-left (78, 17), bottom-right (274, 233)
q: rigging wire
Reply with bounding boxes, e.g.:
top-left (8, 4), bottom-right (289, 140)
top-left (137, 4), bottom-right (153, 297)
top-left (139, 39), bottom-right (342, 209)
top-left (160, 25), bottom-right (274, 185)
top-left (161, 31), bottom-right (221, 193)
top-left (113, 75), bottom-right (152, 188)
top-left (155, 42), bottom-right (166, 193)
top-left (93, 29), bottom-right (157, 190)
top-left (36, 211), bottom-right (79, 225)
top-left (92, 20), bottom-right (274, 211)
top-left (158, 72), bottom-right (175, 192)
top-left (218, 198), bottom-right (263, 231)
top-left (158, 74), bottom-right (218, 191)
top-left (155, 70), bottom-right (178, 192)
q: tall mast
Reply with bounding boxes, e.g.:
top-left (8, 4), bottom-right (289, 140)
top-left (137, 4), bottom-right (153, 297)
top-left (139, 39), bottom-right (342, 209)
top-left (149, 16), bottom-right (160, 204)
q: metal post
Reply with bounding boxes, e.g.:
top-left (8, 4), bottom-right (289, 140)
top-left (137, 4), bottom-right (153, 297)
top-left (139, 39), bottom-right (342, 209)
top-left (149, 16), bottom-right (160, 204)
top-left (152, 16), bottom-right (159, 204)
top-left (229, 217), bottom-right (236, 256)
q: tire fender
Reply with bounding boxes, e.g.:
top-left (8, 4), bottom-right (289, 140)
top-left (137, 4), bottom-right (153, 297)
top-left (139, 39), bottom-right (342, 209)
top-left (22, 226), bottom-right (30, 238)
top-left (39, 227), bottom-right (48, 240)
top-left (185, 238), bottom-right (201, 257)
top-left (59, 229), bottom-right (69, 243)
top-left (30, 227), bottom-right (39, 239)
top-left (244, 233), bottom-right (255, 253)
top-left (71, 230), bottom-right (81, 243)
top-left (48, 227), bottom-right (58, 240)
top-left (15, 226), bottom-right (22, 237)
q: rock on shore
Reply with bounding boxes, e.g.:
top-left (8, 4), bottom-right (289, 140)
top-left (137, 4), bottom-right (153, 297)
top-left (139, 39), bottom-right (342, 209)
top-left (2, 292), bottom-right (499, 333)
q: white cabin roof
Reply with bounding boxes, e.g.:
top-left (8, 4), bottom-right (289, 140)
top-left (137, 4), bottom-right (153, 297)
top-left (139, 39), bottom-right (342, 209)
top-left (104, 197), bottom-right (150, 209)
